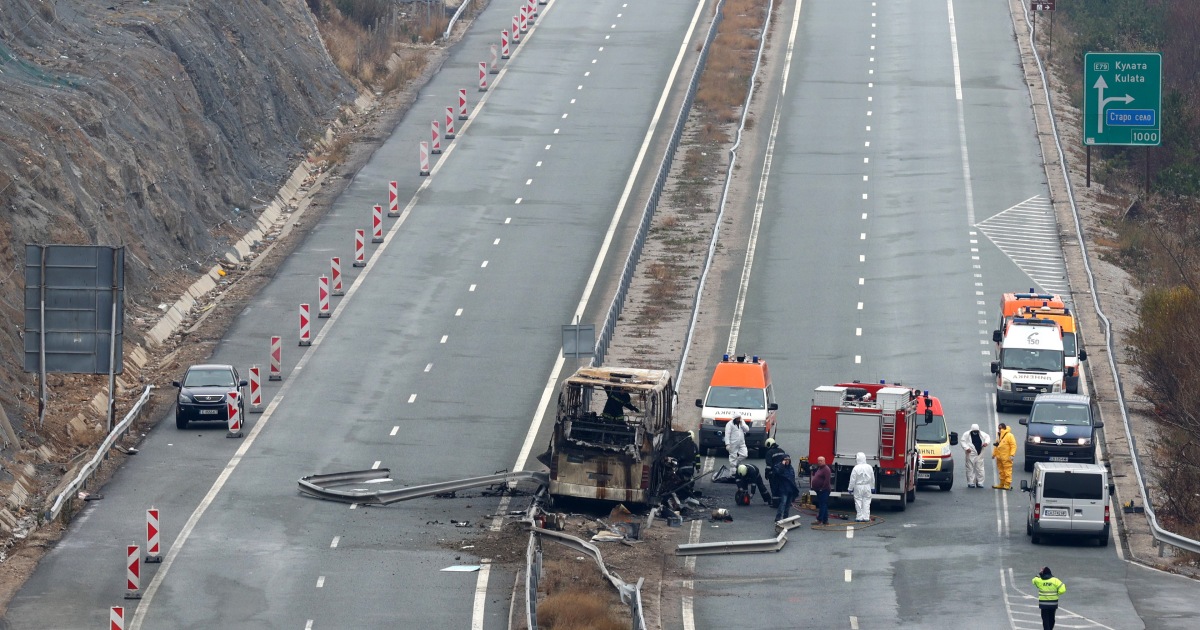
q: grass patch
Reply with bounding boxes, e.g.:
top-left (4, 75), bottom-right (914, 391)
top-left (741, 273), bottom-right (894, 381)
top-left (537, 557), bottom-right (626, 629)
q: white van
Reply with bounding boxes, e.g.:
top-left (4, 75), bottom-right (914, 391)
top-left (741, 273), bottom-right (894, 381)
top-left (1020, 462), bottom-right (1113, 546)
top-left (991, 317), bottom-right (1065, 412)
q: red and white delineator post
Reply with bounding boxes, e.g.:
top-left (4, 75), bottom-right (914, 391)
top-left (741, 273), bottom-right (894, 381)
top-left (248, 365), bottom-right (263, 413)
top-left (387, 180), bottom-right (399, 217)
top-left (419, 142), bottom-right (431, 176)
top-left (372, 204), bottom-right (384, 243)
top-left (489, 44), bottom-right (500, 74)
top-left (478, 62), bottom-right (488, 92)
top-left (445, 107), bottom-right (456, 140)
top-left (125, 544), bottom-right (142, 599)
top-left (458, 89), bottom-right (469, 120)
top-left (520, 6), bottom-right (528, 33)
top-left (269, 335), bottom-right (283, 381)
top-left (528, 0), bottom-right (538, 22)
top-left (145, 507), bottom-right (163, 563)
top-left (431, 120), bottom-right (442, 155)
top-left (354, 229), bottom-right (367, 266)
top-left (330, 257), bottom-right (344, 296)
top-left (298, 303), bottom-right (312, 346)
top-left (110, 606), bottom-right (125, 630)
top-left (501, 30), bottom-right (511, 59)
top-left (318, 275), bottom-right (331, 318)
top-left (512, 16), bottom-right (521, 43)
top-left (226, 390), bottom-right (243, 438)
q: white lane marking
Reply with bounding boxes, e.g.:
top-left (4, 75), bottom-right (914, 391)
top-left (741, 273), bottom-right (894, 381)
top-left (946, 0), bottom-right (976, 226)
top-left (855, 355), bottom-right (862, 364)
top-left (863, 175), bottom-right (869, 181)
top-left (424, 363), bottom-right (433, 372)
top-left (850, 616), bottom-right (860, 630)
top-left (371, 461), bottom-right (381, 469)
top-left (598, 47), bottom-right (604, 52)
top-left (469, 284), bottom-right (476, 292)
top-left (316, 576), bottom-right (325, 588)
top-left (1000, 569), bottom-right (1018, 629)
top-left (390, 426), bottom-right (399, 436)
top-left (439, 335), bottom-right (448, 344)
top-left (504, 217), bottom-right (512, 224)
top-left (847, 526), bottom-right (854, 539)
top-left (857, 302), bottom-right (864, 310)
top-left (590, 59), bottom-right (597, 65)
top-left (515, 197), bottom-right (523, 204)
top-left (865, 126), bottom-right (871, 132)
top-left (553, 129), bottom-right (559, 134)
top-left (305, 621), bottom-right (313, 630)
top-left (349, 503), bottom-right (357, 510)
top-left (682, 457), bottom-right (715, 630)
top-left (604, 35), bottom-right (610, 40)
top-left (845, 569), bottom-right (852, 582)
top-left (494, 238), bottom-right (501, 245)
top-left (577, 85), bottom-right (583, 90)
top-left (407, 394), bottom-right (417, 403)
top-left (525, 178), bottom-right (532, 185)
top-left (481, 260), bottom-right (488, 268)
top-left (456, 308), bottom-right (464, 316)
top-left (861, 212), bottom-right (868, 219)
top-left (1005, 568), bottom-right (1117, 629)
top-left (859, 255), bottom-right (865, 262)
top-left (471, 563), bottom-right (492, 630)
top-left (860, 233), bottom-right (866, 240)
top-left (858, 278), bottom-right (865, 285)
top-left (330, 536), bottom-right (340, 548)
top-left (856, 328), bottom-right (862, 336)
top-left (544, 144), bottom-right (551, 150)
top-left (584, 71), bottom-right (590, 76)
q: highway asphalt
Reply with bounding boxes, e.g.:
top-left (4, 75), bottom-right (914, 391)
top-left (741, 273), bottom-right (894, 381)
top-left (677, 0), bottom-right (1200, 629)
top-left (2, 0), bottom-right (707, 628)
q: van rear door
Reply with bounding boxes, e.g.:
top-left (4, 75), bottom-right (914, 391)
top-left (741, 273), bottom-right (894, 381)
top-left (1041, 471), bottom-right (1104, 532)
top-left (1038, 472), bottom-right (1077, 532)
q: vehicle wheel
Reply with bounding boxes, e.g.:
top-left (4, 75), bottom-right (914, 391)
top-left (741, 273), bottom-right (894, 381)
top-left (1024, 459), bottom-right (1034, 473)
top-left (939, 479), bottom-right (954, 491)
top-left (895, 492), bottom-right (907, 512)
top-left (995, 399), bottom-right (1005, 413)
top-left (1031, 533), bottom-right (1041, 545)
top-left (907, 487), bottom-right (917, 502)
top-left (1099, 525), bottom-right (1110, 547)
top-left (1026, 520), bottom-right (1033, 535)
top-left (176, 416), bottom-right (187, 430)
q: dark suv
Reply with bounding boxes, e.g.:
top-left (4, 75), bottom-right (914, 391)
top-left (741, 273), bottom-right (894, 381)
top-left (1019, 393), bottom-right (1102, 471)
top-left (173, 364), bottom-right (247, 429)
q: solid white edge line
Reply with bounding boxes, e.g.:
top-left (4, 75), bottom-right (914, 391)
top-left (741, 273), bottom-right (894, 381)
top-left (477, 0), bottom-right (710, 627)
top-left (946, 0), bottom-right (976, 227)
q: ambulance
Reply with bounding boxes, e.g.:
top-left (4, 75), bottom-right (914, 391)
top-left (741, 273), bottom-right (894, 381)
top-left (1016, 304), bottom-right (1087, 393)
top-left (991, 317), bottom-right (1066, 412)
top-left (696, 354), bottom-right (778, 455)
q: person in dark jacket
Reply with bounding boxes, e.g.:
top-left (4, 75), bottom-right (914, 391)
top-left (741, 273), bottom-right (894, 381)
top-left (810, 456), bottom-right (833, 525)
top-left (772, 456), bottom-right (801, 522)
top-left (761, 438), bottom-right (787, 506)
top-left (602, 387), bottom-right (639, 420)
top-left (734, 464), bottom-right (772, 505)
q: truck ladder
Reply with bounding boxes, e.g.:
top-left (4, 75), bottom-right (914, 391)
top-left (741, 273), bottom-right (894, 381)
top-left (880, 413), bottom-right (896, 459)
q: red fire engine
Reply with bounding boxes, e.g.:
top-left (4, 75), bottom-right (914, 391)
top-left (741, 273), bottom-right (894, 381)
top-left (808, 381), bottom-right (929, 510)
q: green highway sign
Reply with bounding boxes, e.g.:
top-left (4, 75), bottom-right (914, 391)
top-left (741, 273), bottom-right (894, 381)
top-left (1083, 52), bottom-right (1162, 146)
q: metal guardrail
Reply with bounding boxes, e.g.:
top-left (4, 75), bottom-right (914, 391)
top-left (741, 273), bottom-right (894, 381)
top-left (675, 529), bottom-right (787, 556)
top-left (297, 469), bottom-right (547, 505)
top-left (591, 1), bottom-right (727, 367)
top-left (676, 0), bottom-right (775, 388)
top-left (44, 385), bottom-right (154, 522)
top-left (531, 526), bottom-right (647, 629)
top-left (525, 533), bottom-right (542, 629)
top-left (442, 0), bottom-right (476, 41)
top-left (1018, 4), bottom-right (1200, 557)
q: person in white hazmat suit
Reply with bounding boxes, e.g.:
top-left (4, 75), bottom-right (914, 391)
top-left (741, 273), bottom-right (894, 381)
top-left (724, 416), bottom-right (749, 468)
top-left (848, 452), bottom-right (876, 522)
top-left (962, 424), bottom-right (991, 488)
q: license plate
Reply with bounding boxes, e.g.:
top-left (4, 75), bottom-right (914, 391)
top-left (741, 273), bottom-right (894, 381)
top-left (1022, 395), bottom-right (1036, 401)
top-left (917, 473), bottom-right (931, 479)
top-left (1049, 456), bottom-right (1069, 462)
top-left (1043, 508), bottom-right (1068, 517)
top-left (199, 409), bottom-right (219, 415)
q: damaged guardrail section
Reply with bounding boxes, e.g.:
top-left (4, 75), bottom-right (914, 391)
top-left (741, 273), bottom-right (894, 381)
top-left (675, 528), bottom-right (788, 556)
top-left (297, 469), bottom-right (547, 505)
top-left (526, 524), bottom-right (647, 630)
top-left (45, 385), bottom-right (154, 522)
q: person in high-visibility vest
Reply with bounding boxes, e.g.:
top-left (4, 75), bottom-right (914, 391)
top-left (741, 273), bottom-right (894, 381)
top-left (1032, 566), bottom-right (1067, 629)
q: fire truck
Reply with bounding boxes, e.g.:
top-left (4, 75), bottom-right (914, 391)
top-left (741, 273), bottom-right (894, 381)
top-left (808, 381), bottom-right (929, 510)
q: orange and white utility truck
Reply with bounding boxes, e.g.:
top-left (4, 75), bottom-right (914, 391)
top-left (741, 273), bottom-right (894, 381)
top-left (808, 381), bottom-right (929, 510)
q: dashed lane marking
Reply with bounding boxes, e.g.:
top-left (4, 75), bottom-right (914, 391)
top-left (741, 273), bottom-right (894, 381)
top-left (1002, 568), bottom-right (1116, 629)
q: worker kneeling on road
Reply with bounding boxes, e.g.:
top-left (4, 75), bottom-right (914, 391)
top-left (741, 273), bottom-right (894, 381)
top-left (734, 463), bottom-right (772, 506)
top-left (848, 452), bottom-right (875, 522)
top-left (762, 437), bottom-right (787, 507)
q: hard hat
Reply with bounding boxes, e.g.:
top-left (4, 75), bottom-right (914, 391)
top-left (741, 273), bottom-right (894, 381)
top-left (737, 464), bottom-right (748, 476)
top-left (764, 438), bottom-right (776, 449)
